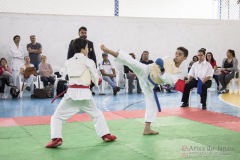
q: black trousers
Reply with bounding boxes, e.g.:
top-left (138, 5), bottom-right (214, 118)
top-left (0, 78), bottom-right (10, 93)
top-left (90, 82), bottom-right (95, 91)
top-left (41, 76), bottom-right (55, 87)
top-left (181, 79), bottom-right (212, 105)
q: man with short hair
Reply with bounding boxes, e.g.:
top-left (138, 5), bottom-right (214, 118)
top-left (99, 53), bottom-right (120, 96)
top-left (180, 49), bottom-right (213, 110)
top-left (27, 35), bottom-right (42, 70)
top-left (9, 35), bottom-right (25, 89)
top-left (67, 26), bottom-right (97, 94)
top-left (140, 51), bottom-right (154, 65)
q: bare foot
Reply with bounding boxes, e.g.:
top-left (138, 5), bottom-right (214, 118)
top-left (143, 129), bottom-right (159, 135)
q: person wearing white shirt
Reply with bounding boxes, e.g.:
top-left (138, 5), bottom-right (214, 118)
top-left (99, 53), bottom-right (120, 95)
top-left (19, 56), bottom-right (36, 92)
top-left (9, 35), bottom-right (25, 89)
top-left (181, 49), bottom-right (213, 110)
top-left (46, 38), bottom-right (116, 148)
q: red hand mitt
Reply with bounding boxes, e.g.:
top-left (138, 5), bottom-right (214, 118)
top-left (175, 79), bottom-right (185, 93)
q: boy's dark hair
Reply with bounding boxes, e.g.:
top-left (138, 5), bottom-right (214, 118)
top-left (177, 47), bottom-right (188, 57)
top-left (13, 35), bottom-right (20, 40)
top-left (72, 38), bottom-right (88, 53)
top-left (198, 49), bottom-right (206, 55)
top-left (79, 26), bottom-right (87, 32)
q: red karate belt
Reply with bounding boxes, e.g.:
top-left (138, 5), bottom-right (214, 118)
top-left (51, 85), bottom-right (90, 103)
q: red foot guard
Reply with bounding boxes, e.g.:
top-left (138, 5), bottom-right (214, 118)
top-left (102, 134), bottom-right (117, 142)
top-left (45, 138), bottom-right (63, 148)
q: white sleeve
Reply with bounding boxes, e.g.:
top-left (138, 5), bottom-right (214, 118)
top-left (9, 45), bottom-right (24, 58)
top-left (206, 64), bottom-right (214, 78)
top-left (161, 72), bottom-right (175, 85)
top-left (87, 59), bottom-right (99, 86)
top-left (179, 60), bottom-right (188, 78)
top-left (188, 63), bottom-right (195, 77)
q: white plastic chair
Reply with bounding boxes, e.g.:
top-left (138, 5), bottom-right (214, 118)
top-left (1, 84), bottom-right (11, 99)
top-left (100, 69), bottom-right (120, 94)
top-left (53, 66), bottom-right (66, 89)
top-left (229, 69), bottom-right (240, 94)
top-left (189, 88), bottom-right (211, 107)
top-left (18, 74), bottom-right (40, 98)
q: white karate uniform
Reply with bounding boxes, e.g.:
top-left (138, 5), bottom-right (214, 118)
top-left (51, 53), bottom-right (110, 139)
top-left (115, 50), bottom-right (158, 122)
top-left (9, 43), bottom-right (25, 89)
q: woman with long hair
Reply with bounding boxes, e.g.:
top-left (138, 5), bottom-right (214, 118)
top-left (206, 52), bottom-right (219, 90)
top-left (218, 49), bottom-right (239, 94)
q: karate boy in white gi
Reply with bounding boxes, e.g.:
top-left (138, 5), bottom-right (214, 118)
top-left (160, 47), bottom-right (189, 91)
top-left (46, 38), bottom-right (116, 148)
top-left (100, 45), bottom-right (167, 135)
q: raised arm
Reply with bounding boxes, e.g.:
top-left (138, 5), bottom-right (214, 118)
top-left (100, 45), bottom-right (119, 58)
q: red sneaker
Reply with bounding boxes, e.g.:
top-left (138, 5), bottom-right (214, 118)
top-left (45, 138), bottom-right (63, 148)
top-left (102, 134), bottom-right (117, 142)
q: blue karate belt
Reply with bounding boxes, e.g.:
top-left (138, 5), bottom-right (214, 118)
top-left (197, 77), bottom-right (203, 95)
top-left (148, 74), bottom-right (161, 112)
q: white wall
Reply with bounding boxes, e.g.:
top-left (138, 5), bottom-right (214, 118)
top-left (0, 13), bottom-right (240, 71)
top-left (120, 0), bottom-right (216, 19)
top-left (0, 0), bottom-right (218, 19)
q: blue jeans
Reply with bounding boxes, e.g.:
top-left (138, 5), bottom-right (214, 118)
top-left (31, 61), bottom-right (40, 71)
top-left (102, 76), bottom-right (117, 88)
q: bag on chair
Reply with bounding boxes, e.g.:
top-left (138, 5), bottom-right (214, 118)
top-left (24, 67), bottom-right (37, 78)
top-left (10, 86), bottom-right (20, 98)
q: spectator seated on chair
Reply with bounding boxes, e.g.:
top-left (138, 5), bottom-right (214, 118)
top-left (39, 55), bottom-right (55, 87)
top-left (99, 53), bottom-right (120, 95)
top-left (206, 52), bottom-right (220, 90)
top-left (0, 58), bottom-right (14, 98)
top-left (180, 49), bottom-right (213, 110)
top-left (19, 56), bottom-right (37, 92)
top-left (124, 53), bottom-right (141, 94)
top-left (218, 49), bottom-right (239, 94)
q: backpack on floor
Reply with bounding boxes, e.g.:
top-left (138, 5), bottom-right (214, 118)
top-left (31, 85), bottom-right (54, 99)
top-left (31, 76), bottom-right (54, 99)
top-left (10, 86), bottom-right (20, 98)
top-left (56, 80), bottom-right (68, 97)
